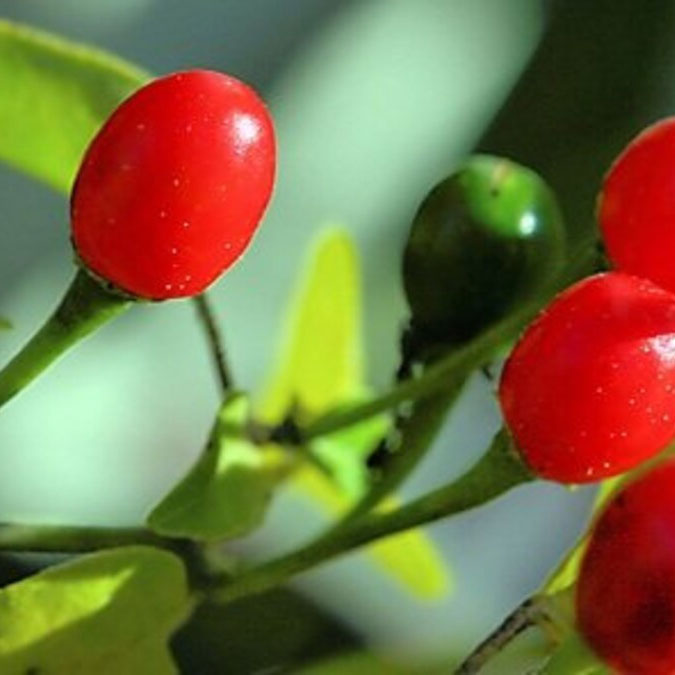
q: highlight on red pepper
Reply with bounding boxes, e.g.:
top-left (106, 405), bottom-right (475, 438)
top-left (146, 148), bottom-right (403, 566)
top-left (599, 116), bottom-right (675, 295)
top-left (71, 69), bottom-right (276, 300)
top-left (499, 272), bottom-right (675, 484)
top-left (0, 69), bottom-right (276, 408)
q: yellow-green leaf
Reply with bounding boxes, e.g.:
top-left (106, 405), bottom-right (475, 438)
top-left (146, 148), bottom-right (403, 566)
top-left (545, 473), bottom-right (645, 594)
top-left (0, 546), bottom-right (190, 675)
top-left (296, 651), bottom-right (412, 675)
top-left (257, 228), bottom-right (364, 423)
top-left (293, 466), bottom-right (449, 598)
top-left (368, 502), bottom-right (450, 599)
top-left (0, 18), bottom-right (148, 192)
top-left (258, 228), bottom-right (451, 599)
top-left (147, 394), bottom-right (288, 541)
top-left (310, 408), bottom-right (389, 498)
top-left (541, 633), bottom-right (608, 675)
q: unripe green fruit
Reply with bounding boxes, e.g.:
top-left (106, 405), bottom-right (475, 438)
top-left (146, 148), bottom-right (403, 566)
top-left (403, 155), bottom-right (565, 345)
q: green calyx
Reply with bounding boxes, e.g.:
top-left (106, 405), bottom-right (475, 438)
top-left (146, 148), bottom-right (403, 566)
top-left (403, 154), bottom-right (565, 347)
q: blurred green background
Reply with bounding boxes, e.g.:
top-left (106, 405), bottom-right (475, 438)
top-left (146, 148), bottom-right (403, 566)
top-left (0, 1), bottom-right (673, 672)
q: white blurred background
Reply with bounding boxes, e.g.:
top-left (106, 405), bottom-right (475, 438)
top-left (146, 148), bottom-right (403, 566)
top-left (3, 1), bottom-right (670, 671)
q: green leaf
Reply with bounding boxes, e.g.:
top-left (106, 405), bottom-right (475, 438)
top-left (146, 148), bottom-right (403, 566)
top-left (349, 381), bottom-right (466, 521)
top-left (0, 318), bottom-right (11, 330)
top-left (258, 228), bottom-right (451, 599)
top-left (310, 407), bottom-right (388, 499)
top-left (542, 478), bottom-right (620, 595)
top-left (544, 542), bottom-right (588, 597)
top-left (366, 506), bottom-right (451, 599)
top-left (296, 650), bottom-right (457, 675)
top-left (296, 651), bottom-right (412, 675)
top-left (0, 545), bottom-right (190, 675)
top-left (544, 452), bottom-right (666, 594)
top-left (147, 394), bottom-right (288, 541)
top-left (172, 587), bottom-right (362, 674)
top-left (0, 18), bottom-right (148, 192)
top-left (540, 633), bottom-right (607, 675)
top-left (295, 425), bottom-right (450, 599)
top-left (257, 228), bottom-right (364, 422)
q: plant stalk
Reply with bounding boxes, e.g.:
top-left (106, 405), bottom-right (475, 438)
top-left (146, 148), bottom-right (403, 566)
top-left (192, 292), bottom-right (234, 396)
top-left (346, 380), bottom-right (467, 523)
top-left (0, 268), bottom-right (131, 408)
top-left (295, 235), bottom-right (599, 445)
top-left (0, 522), bottom-right (167, 553)
top-left (211, 429), bottom-right (533, 605)
top-left (456, 596), bottom-right (555, 675)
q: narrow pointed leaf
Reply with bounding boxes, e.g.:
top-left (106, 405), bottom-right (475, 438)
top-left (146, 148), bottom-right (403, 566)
top-left (257, 228), bottom-right (451, 598)
top-left (257, 228), bottom-right (364, 422)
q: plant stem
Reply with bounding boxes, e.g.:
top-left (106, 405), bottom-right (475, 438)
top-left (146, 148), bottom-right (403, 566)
top-left (296, 236), bottom-right (599, 445)
top-left (210, 429), bottom-right (533, 605)
top-left (0, 522), bottom-right (169, 553)
top-left (345, 380), bottom-right (467, 523)
top-left (299, 306), bottom-right (528, 442)
top-left (193, 293), bottom-right (233, 395)
top-left (456, 587), bottom-right (577, 674)
top-left (455, 597), bottom-right (553, 675)
top-left (0, 269), bottom-right (131, 409)
top-left (0, 523), bottom-right (220, 596)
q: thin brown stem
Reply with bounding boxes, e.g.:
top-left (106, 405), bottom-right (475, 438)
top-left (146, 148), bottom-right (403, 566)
top-left (455, 598), bottom-right (549, 674)
top-left (455, 589), bottom-right (576, 675)
top-left (193, 293), bottom-right (233, 395)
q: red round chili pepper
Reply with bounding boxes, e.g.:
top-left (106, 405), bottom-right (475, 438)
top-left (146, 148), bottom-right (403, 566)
top-left (599, 117), bottom-right (675, 294)
top-left (577, 458), bottom-right (675, 674)
top-left (499, 271), bottom-right (675, 483)
top-left (71, 69), bottom-right (276, 299)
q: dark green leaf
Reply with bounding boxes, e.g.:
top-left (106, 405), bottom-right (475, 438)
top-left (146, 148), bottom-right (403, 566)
top-left (172, 588), bottom-right (362, 675)
top-left (296, 651), bottom-right (412, 675)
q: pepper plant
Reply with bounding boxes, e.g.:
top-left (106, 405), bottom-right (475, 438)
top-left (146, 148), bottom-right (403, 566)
top-left (1, 16), bottom-right (674, 675)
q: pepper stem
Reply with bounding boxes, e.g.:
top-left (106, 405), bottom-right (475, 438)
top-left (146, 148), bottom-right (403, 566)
top-left (192, 293), bottom-right (234, 396)
top-left (210, 428), bottom-right (533, 605)
top-left (0, 268), bottom-right (132, 408)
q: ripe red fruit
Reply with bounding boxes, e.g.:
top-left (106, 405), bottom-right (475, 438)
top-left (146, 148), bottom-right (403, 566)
top-left (71, 69), bottom-right (275, 300)
top-left (499, 272), bottom-right (675, 483)
top-left (577, 459), bottom-right (675, 674)
top-left (599, 117), bottom-right (675, 294)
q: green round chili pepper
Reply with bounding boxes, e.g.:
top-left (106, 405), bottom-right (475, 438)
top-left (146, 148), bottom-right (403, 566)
top-left (403, 155), bottom-right (565, 350)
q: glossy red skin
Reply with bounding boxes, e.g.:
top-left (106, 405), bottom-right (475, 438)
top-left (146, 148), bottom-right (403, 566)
top-left (499, 272), bottom-right (675, 483)
top-left (71, 70), bottom-right (275, 299)
top-left (599, 117), bottom-right (675, 294)
top-left (577, 459), bottom-right (675, 675)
